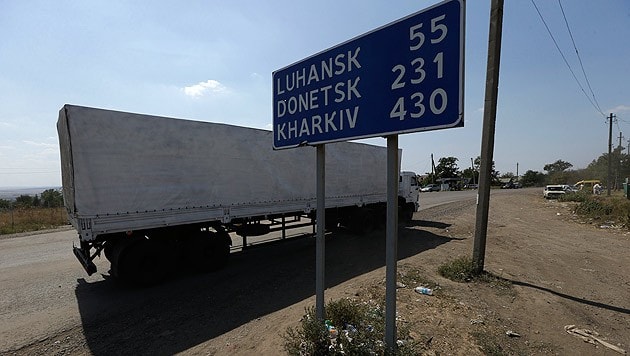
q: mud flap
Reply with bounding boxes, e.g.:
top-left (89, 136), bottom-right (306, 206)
top-left (73, 244), bottom-right (97, 276)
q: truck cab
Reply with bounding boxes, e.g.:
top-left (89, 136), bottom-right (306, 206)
top-left (399, 171), bottom-right (421, 219)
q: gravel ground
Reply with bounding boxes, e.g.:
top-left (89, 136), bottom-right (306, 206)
top-left (1, 187), bottom-right (628, 355)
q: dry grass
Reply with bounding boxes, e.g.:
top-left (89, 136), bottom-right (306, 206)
top-left (0, 207), bottom-right (69, 235)
top-left (562, 191), bottom-right (630, 227)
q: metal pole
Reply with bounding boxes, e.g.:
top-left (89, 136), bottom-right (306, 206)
top-left (473, 0), bottom-right (504, 275)
top-left (384, 135), bottom-right (399, 351)
top-left (316, 144), bottom-right (326, 320)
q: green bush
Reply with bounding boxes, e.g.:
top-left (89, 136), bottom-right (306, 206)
top-left (559, 190), bottom-right (590, 203)
top-left (283, 299), bottom-right (419, 355)
top-left (565, 193), bottom-right (630, 227)
top-left (575, 197), bottom-right (611, 217)
top-left (437, 255), bottom-right (476, 282)
top-left (438, 256), bottom-right (513, 295)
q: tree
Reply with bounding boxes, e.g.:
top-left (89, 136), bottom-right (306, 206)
top-left (461, 167), bottom-right (478, 185)
top-left (32, 194), bottom-right (41, 207)
top-left (435, 156), bottom-right (460, 179)
top-left (0, 199), bottom-right (10, 209)
top-left (419, 173), bottom-right (436, 186)
top-left (474, 156), bottom-right (500, 185)
top-left (15, 195), bottom-right (34, 208)
top-left (41, 189), bottom-right (64, 208)
top-left (544, 159), bottom-right (573, 184)
top-left (544, 159), bottom-right (573, 174)
top-left (521, 170), bottom-right (545, 187)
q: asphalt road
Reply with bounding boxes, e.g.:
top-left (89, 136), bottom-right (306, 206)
top-left (418, 187), bottom-right (521, 210)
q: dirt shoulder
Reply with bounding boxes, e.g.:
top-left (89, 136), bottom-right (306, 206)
top-left (3, 188), bottom-right (629, 355)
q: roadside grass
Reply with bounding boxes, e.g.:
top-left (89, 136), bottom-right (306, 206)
top-left (0, 207), bottom-right (68, 235)
top-left (283, 298), bottom-right (421, 355)
top-left (438, 256), bottom-right (513, 295)
top-left (561, 191), bottom-right (630, 227)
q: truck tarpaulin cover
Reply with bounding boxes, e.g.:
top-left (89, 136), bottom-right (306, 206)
top-left (57, 105), bottom-right (390, 217)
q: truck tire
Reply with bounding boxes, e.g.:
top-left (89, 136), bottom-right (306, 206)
top-left (401, 203), bottom-right (415, 222)
top-left (103, 236), bottom-right (122, 262)
top-left (110, 237), bottom-right (169, 286)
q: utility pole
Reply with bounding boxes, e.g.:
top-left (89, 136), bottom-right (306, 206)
top-left (471, 158), bottom-right (476, 185)
top-left (516, 162), bottom-right (519, 182)
top-left (607, 113), bottom-right (615, 196)
top-left (473, 0), bottom-right (504, 275)
top-left (431, 154), bottom-right (436, 184)
top-left (617, 132), bottom-right (624, 190)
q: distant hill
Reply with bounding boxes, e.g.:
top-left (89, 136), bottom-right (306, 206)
top-left (0, 187), bottom-right (61, 201)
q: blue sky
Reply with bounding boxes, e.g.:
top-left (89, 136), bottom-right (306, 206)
top-left (0, 0), bottom-right (628, 187)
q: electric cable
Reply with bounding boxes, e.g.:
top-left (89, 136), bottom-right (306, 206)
top-left (558, 0), bottom-right (604, 115)
top-left (531, 0), bottom-right (606, 118)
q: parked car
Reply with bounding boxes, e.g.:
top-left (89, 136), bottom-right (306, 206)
top-left (562, 184), bottom-right (579, 193)
top-left (421, 184), bottom-right (440, 192)
top-left (543, 185), bottom-right (567, 199)
top-left (501, 181), bottom-right (521, 189)
top-left (574, 180), bottom-right (601, 192)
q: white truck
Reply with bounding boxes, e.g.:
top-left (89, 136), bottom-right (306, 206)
top-left (57, 105), bottom-right (420, 284)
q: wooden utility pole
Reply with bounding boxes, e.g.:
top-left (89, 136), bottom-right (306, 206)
top-left (617, 132), bottom-right (623, 190)
top-left (608, 113), bottom-right (614, 196)
top-left (431, 154), bottom-right (436, 184)
top-left (473, 0), bottom-right (504, 274)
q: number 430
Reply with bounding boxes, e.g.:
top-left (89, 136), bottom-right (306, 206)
top-left (390, 89), bottom-right (447, 121)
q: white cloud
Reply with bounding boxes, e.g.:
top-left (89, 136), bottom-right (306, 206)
top-left (610, 105), bottom-right (630, 113)
top-left (0, 121), bottom-right (16, 128)
top-left (183, 80), bottom-right (228, 97)
top-left (23, 140), bottom-right (57, 149)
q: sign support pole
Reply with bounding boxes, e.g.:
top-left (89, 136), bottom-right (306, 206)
top-left (384, 135), bottom-right (399, 351)
top-left (316, 144), bottom-right (326, 320)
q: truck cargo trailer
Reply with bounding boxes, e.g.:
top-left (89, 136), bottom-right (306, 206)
top-left (57, 105), bottom-right (419, 284)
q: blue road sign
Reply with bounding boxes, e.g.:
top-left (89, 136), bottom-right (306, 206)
top-left (272, 0), bottom-right (464, 149)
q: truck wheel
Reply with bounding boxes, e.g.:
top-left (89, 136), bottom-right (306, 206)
top-left (103, 237), bottom-right (121, 262)
top-left (111, 238), bottom-right (169, 286)
top-left (104, 241), bottom-right (115, 262)
top-left (187, 231), bottom-right (230, 272)
top-left (401, 203), bottom-right (415, 222)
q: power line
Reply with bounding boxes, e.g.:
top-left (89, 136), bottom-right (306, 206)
top-left (530, 0), bottom-right (606, 118)
top-left (557, 0), bottom-right (604, 114)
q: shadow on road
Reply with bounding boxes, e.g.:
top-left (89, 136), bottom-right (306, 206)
top-left (509, 279), bottom-right (630, 315)
top-left (75, 223), bottom-right (457, 355)
top-left (408, 219), bottom-right (452, 230)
